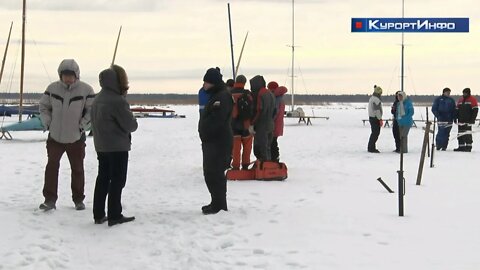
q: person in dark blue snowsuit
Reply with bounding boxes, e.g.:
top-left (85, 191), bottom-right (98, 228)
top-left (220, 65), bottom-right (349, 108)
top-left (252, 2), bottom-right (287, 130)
top-left (198, 87), bottom-right (211, 115)
top-left (198, 67), bottom-right (233, 215)
top-left (432, 88), bottom-right (456, 150)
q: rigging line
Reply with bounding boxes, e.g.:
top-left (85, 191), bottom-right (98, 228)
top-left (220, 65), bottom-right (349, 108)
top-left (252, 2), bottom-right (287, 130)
top-left (297, 65), bottom-right (309, 95)
top-left (407, 66), bottom-right (417, 96)
top-left (283, 66), bottom-right (290, 88)
top-left (6, 38), bottom-right (21, 96)
top-left (386, 66), bottom-right (398, 96)
top-left (32, 39), bottom-right (52, 83)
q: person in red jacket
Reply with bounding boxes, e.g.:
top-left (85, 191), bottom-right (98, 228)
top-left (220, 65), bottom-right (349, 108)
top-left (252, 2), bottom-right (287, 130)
top-left (454, 88), bottom-right (478, 152)
top-left (267, 82), bottom-right (287, 162)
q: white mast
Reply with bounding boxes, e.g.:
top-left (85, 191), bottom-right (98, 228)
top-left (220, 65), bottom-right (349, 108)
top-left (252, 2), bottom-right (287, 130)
top-left (400, 0), bottom-right (405, 93)
top-left (290, 0), bottom-right (295, 111)
top-left (19, 0), bottom-right (26, 122)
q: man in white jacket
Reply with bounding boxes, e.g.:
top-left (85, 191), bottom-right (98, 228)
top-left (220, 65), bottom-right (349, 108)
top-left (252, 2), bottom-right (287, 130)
top-left (38, 59), bottom-right (95, 211)
top-left (367, 85), bottom-right (383, 153)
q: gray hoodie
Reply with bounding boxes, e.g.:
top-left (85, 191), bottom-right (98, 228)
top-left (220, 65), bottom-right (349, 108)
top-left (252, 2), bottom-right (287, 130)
top-left (91, 68), bottom-right (138, 152)
top-left (250, 75), bottom-right (275, 133)
top-left (39, 59), bottom-right (95, 143)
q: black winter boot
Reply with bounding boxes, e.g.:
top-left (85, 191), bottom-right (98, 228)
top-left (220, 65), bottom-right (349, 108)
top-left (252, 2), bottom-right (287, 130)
top-left (39, 201), bottom-right (56, 211)
top-left (202, 204), bottom-right (228, 215)
top-left (94, 216), bottom-right (108, 224)
top-left (108, 215), bottom-right (135, 226)
top-left (201, 204), bottom-right (211, 212)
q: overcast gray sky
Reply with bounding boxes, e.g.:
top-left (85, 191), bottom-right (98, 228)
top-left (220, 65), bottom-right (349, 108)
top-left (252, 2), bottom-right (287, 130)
top-left (1, 0), bottom-right (479, 95)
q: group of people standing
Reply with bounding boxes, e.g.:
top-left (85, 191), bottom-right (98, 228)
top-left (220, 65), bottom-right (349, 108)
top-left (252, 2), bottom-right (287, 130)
top-left (38, 59), bottom-right (137, 226)
top-left (368, 85), bottom-right (415, 153)
top-left (367, 85), bottom-right (478, 153)
top-left (198, 67), bottom-right (287, 215)
top-left (36, 62), bottom-right (287, 224)
top-left (432, 87), bottom-right (478, 152)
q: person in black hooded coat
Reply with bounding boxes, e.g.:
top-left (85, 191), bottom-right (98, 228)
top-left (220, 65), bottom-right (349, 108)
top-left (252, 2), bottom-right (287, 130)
top-left (198, 67), bottom-right (233, 215)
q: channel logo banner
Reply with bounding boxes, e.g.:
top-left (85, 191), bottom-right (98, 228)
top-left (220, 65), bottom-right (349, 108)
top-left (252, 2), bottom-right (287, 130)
top-left (351, 18), bottom-right (469, 33)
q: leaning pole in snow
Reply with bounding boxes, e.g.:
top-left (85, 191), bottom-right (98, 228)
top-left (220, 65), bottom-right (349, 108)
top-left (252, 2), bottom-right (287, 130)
top-left (430, 117), bottom-right (437, 168)
top-left (398, 137), bottom-right (405, 216)
top-left (416, 108), bottom-right (432, 186)
top-left (426, 107), bottom-right (431, 158)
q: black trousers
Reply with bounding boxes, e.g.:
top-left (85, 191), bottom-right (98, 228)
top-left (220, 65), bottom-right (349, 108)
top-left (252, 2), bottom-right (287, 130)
top-left (368, 117), bottom-right (381, 151)
top-left (202, 142), bottom-right (231, 209)
top-left (458, 124), bottom-right (473, 147)
top-left (271, 136), bottom-right (280, 161)
top-left (93, 151), bottom-right (129, 221)
top-left (392, 120), bottom-right (401, 151)
top-left (254, 129), bottom-right (273, 161)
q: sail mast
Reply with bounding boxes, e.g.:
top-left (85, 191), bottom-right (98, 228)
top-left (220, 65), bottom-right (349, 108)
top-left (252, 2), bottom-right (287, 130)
top-left (291, 0), bottom-right (295, 111)
top-left (0, 22), bottom-right (13, 86)
top-left (19, 0), bottom-right (26, 122)
top-left (400, 0), bottom-right (405, 93)
top-left (227, 3), bottom-right (236, 79)
top-left (111, 26), bottom-right (122, 66)
top-left (235, 31), bottom-right (248, 77)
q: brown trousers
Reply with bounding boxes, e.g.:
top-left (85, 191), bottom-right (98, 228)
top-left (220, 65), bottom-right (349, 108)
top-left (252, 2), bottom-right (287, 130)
top-left (43, 138), bottom-right (86, 203)
top-left (231, 135), bottom-right (253, 169)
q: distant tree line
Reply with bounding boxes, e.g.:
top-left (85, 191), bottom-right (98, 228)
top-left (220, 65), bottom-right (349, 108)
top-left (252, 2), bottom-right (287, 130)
top-left (0, 92), bottom-right (465, 106)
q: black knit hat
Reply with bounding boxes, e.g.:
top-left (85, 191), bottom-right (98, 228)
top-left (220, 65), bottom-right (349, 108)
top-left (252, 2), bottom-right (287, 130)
top-left (226, 79), bottom-right (234, 87)
top-left (203, 67), bottom-right (223, 85)
top-left (463, 88), bottom-right (471, 95)
top-left (443, 87), bottom-right (451, 94)
top-left (235, 75), bottom-right (247, 84)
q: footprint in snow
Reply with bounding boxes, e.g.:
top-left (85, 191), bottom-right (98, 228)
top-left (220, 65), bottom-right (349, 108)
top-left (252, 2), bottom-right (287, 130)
top-left (220, 241), bottom-right (234, 249)
top-left (253, 249), bottom-right (265, 255)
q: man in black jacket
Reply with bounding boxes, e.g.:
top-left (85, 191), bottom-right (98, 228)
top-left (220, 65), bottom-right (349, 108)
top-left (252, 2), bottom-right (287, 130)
top-left (198, 67), bottom-right (233, 214)
top-left (454, 88), bottom-right (478, 152)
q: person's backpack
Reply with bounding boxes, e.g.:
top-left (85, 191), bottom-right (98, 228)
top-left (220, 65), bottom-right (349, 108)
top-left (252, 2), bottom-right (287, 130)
top-left (236, 92), bottom-right (253, 120)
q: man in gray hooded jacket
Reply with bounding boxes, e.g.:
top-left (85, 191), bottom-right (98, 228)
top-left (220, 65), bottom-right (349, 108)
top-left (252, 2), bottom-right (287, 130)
top-left (250, 75), bottom-right (275, 161)
top-left (39, 59), bottom-right (95, 211)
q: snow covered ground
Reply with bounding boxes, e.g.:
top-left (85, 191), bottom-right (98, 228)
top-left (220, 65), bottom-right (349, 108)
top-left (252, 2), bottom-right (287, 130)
top-left (1, 103), bottom-right (479, 270)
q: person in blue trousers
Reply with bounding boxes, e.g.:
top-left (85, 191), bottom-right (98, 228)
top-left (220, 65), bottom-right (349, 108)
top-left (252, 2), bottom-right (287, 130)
top-left (431, 88), bottom-right (456, 151)
top-left (396, 91), bottom-right (414, 153)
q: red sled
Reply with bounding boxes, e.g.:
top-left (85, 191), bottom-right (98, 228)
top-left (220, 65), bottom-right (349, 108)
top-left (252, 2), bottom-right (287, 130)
top-left (226, 160), bottom-right (288, 181)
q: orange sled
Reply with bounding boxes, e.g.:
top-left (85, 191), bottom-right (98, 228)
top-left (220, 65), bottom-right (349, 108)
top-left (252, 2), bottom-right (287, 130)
top-left (226, 160), bottom-right (288, 181)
